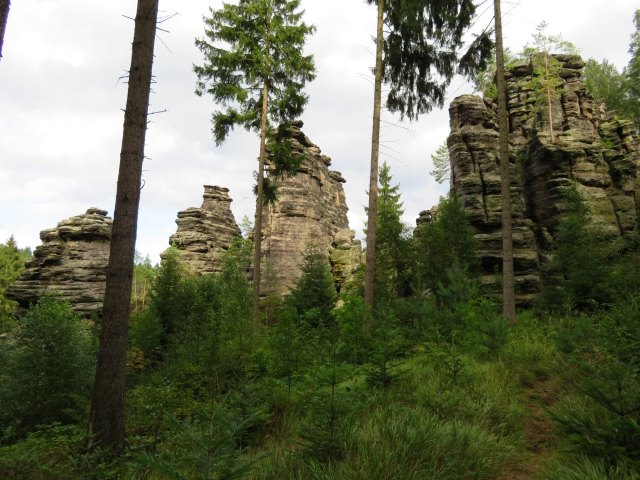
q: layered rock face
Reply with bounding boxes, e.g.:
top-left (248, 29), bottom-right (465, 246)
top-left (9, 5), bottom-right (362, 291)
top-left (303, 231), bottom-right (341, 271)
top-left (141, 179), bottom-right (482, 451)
top-left (446, 55), bottom-right (639, 304)
top-left (6, 208), bottom-right (112, 317)
top-left (260, 122), bottom-right (361, 296)
top-left (165, 185), bottom-right (241, 274)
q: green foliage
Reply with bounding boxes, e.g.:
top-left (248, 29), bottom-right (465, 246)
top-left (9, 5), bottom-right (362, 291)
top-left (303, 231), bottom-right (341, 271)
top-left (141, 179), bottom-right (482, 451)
top-left (429, 140), bottom-right (451, 185)
top-left (285, 244), bottom-right (336, 328)
top-left (366, 161), bottom-right (412, 300)
top-left (541, 185), bottom-right (619, 312)
top-left (132, 250), bottom-right (155, 314)
top-left (0, 236), bottom-right (31, 332)
top-left (0, 297), bottom-right (94, 441)
top-left (366, 307), bottom-right (407, 388)
top-left (625, 9), bottom-right (640, 131)
top-left (521, 22), bottom-right (578, 140)
top-left (0, 424), bottom-right (85, 479)
top-left (472, 47), bottom-right (520, 99)
top-left (584, 58), bottom-right (630, 115)
top-left (342, 405), bottom-right (512, 479)
top-left (413, 195), bottom-right (479, 304)
top-left (541, 456), bottom-right (640, 480)
top-left (582, 10), bottom-right (640, 132)
top-left (194, 0), bottom-right (316, 144)
top-left (369, 0), bottom-right (492, 121)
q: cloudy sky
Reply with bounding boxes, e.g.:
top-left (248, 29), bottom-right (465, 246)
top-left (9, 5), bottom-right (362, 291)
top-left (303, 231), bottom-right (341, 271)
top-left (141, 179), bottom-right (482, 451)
top-left (1, 0), bottom-right (637, 262)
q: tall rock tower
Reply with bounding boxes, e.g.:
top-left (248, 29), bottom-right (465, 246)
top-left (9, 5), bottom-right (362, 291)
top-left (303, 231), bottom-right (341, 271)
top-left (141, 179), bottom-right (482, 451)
top-left (259, 121), bottom-right (361, 297)
top-left (164, 185), bottom-right (241, 274)
top-left (445, 55), bottom-right (639, 304)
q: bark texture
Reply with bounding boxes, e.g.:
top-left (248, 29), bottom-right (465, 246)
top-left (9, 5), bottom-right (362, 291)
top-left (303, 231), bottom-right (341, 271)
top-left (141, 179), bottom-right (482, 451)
top-left (90, 0), bottom-right (158, 453)
top-left (494, 0), bottom-right (517, 324)
top-left (252, 81), bottom-right (270, 324)
top-left (364, 0), bottom-right (385, 320)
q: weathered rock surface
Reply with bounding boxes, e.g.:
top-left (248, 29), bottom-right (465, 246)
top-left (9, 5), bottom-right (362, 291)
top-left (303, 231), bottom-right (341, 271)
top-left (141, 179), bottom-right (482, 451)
top-left (329, 228), bottom-right (363, 293)
top-left (6, 208), bottom-right (112, 317)
top-left (165, 185), bottom-right (241, 274)
top-left (445, 55), bottom-right (639, 304)
top-left (260, 121), bottom-right (359, 296)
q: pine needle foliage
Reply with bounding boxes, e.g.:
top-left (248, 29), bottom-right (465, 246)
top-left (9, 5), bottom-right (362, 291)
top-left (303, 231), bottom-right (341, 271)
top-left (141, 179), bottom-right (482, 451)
top-left (194, 0), bottom-right (316, 145)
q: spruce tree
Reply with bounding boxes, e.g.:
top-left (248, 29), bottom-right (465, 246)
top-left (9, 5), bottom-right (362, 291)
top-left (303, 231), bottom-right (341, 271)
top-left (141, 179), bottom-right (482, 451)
top-left (362, 0), bottom-right (492, 319)
top-left (194, 0), bottom-right (316, 324)
top-left (493, 0), bottom-right (516, 325)
top-left (368, 162), bottom-right (410, 300)
top-left (91, 0), bottom-right (158, 453)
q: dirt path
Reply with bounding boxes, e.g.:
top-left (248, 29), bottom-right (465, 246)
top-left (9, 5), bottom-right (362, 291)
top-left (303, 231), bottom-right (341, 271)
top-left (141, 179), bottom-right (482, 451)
top-left (498, 376), bottom-right (559, 480)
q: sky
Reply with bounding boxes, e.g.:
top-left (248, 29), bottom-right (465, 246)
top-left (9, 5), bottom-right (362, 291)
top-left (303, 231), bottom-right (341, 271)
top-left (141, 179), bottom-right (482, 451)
top-left (0, 0), bottom-right (637, 263)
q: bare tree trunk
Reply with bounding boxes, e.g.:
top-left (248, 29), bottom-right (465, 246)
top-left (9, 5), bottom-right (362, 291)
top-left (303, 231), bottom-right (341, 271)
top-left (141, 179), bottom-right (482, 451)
top-left (494, 0), bottom-right (516, 325)
top-left (252, 81), bottom-right (269, 325)
top-left (364, 0), bottom-right (384, 327)
top-left (90, 0), bottom-right (158, 453)
top-left (544, 52), bottom-right (555, 142)
top-left (0, 0), bottom-right (10, 59)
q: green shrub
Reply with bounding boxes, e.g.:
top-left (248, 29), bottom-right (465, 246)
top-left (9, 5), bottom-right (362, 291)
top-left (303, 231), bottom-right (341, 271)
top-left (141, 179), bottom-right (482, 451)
top-left (0, 296), bottom-right (94, 441)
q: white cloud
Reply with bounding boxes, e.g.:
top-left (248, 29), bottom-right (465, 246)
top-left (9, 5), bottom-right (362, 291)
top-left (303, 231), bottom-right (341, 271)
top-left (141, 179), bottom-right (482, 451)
top-left (0, 0), bottom-right (637, 262)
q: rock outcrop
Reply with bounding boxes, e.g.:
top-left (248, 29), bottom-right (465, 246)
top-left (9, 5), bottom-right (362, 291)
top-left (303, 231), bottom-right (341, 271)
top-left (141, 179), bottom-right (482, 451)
top-left (329, 228), bottom-right (363, 293)
top-left (445, 55), bottom-right (639, 304)
top-left (260, 121), bottom-right (360, 296)
top-left (165, 185), bottom-right (241, 274)
top-left (6, 208), bottom-right (112, 317)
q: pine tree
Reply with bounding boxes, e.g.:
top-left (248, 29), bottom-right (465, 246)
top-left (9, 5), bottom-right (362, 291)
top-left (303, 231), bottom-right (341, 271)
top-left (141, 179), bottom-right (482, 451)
top-left (90, 0), bottom-right (158, 453)
top-left (194, 0), bottom-right (316, 324)
top-left (522, 22), bottom-right (577, 142)
top-left (362, 0), bottom-right (492, 319)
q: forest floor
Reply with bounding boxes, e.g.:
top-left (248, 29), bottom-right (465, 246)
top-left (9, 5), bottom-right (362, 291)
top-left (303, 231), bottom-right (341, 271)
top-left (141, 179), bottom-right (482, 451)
top-left (498, 374), bottom-right (561, 480)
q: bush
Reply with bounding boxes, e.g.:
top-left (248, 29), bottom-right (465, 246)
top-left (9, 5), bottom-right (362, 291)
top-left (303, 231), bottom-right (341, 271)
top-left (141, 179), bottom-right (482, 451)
top-left (0, 296), bottom-right (94, 441)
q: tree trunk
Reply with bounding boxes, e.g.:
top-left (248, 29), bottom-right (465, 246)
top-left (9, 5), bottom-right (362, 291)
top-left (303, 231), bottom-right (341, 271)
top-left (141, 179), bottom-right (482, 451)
top-left (364, 0), bottom-right (384, 326)
top-left (0, 0), bottom-right (10, 59)
top-left (90, 0), bottom-right (158, 453)
top-left (544, 52), bottom-right (555, 142)
top-left (494, 0), bottom-right (516, 325)
top-left (252, 81), bottom-right (269, 325)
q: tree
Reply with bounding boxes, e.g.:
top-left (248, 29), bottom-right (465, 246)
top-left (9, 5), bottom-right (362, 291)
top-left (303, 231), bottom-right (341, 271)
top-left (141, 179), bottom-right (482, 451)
top-left (625, 9), bottom-right (640, 131)
top-left (583, 59), bottom-right (629, 116)
top-left (493, 0), bottom-right (516, 325)
top-left (523, 21), bottom-right (577, 143)
top-left (0, 236), bottom-right (31, 333)
top-left (413, 195), bottom-right (478, 302)
top-left (362, 0), bottom-right (492, 317)
top-left (194, 0), bottom-right (316, 324)
top-left (0, 297), bottom-right (93, 440)
top-left (0, 0), bottom-right (10, 60)
top-left (368, 161), bottom-right (410, 300)
top-left (90, 0), bottom-right (158, 453)
top-left (286, 243), bottom-right (337, 328)
top-left (429, 141), bottom-right (451, 186)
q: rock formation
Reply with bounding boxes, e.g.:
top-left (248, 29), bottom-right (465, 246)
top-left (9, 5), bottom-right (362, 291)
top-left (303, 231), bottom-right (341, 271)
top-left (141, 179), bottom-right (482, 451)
top-left (260, 121), bottom-right (361, 296)
top-left (444, 55), bottom-right (639, 304)
top-left (165, 185), bottom-right (241, 275)
top-left (6, 208), bottom-right (112, 317)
